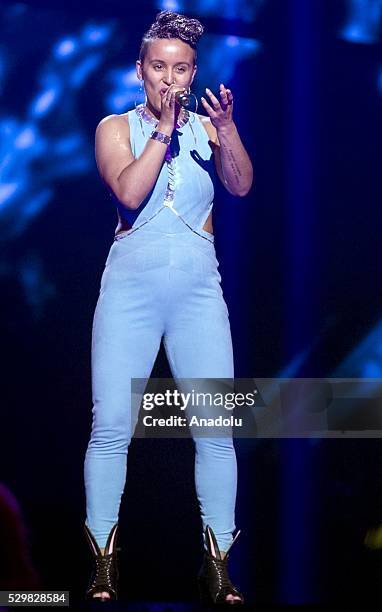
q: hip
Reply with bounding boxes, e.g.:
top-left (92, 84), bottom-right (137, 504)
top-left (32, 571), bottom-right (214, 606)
top-left (104, 224), bottom-right (219, 273)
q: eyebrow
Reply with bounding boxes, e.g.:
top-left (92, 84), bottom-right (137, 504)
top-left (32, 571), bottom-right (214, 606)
top-left (149, 59), bottom-right (191, 66)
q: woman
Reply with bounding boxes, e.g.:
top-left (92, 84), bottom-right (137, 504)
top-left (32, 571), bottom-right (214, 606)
top-left (83, 10), bottom-right (253, 604)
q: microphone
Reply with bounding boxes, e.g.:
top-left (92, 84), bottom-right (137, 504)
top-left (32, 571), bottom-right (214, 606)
top-left (175, 90), bottom-right (192, 107)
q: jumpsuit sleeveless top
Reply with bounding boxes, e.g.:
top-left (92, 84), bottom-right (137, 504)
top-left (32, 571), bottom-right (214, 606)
top-left (112, 104), bottom-right (216, 243)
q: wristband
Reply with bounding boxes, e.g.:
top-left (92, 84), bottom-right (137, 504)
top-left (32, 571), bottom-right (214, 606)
top-left (150, 130), bottom-right (171, 145)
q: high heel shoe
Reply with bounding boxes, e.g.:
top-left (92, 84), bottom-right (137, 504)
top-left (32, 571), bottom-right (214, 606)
top-left (84, 522), bottom-right (119, 601)
top-left (197, 525), bottom-right (244, 606)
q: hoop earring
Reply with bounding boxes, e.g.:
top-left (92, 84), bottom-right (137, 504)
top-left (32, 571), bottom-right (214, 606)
top-left (135, 79), bottom-right (146, 109)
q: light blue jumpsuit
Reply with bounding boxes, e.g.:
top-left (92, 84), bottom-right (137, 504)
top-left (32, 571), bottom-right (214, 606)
top-left (84, 104), bottom-right (238, 552)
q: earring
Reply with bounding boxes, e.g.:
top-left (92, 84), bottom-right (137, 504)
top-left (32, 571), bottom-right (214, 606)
top-left (135, 79), bottom-right (146, 109)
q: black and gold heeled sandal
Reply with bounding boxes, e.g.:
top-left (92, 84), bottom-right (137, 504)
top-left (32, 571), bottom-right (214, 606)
top-left (84, 522), bottom-right (119, 601)
top-left (197, 525), bottom-right (244, 606)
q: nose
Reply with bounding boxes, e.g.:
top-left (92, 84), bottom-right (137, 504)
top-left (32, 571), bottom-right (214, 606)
top-left (162, 71), bottom-right (175, 85)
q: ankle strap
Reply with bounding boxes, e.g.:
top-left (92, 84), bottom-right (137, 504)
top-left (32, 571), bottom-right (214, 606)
top-left (224, 529), bottom-right (241, 557)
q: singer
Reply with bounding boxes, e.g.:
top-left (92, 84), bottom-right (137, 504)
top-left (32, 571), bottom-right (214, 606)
top-left (83, 10), bottom-right (253, 604)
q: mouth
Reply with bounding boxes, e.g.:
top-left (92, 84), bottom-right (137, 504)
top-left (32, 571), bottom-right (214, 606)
top-left (160, 88), bottom-right (169, 96)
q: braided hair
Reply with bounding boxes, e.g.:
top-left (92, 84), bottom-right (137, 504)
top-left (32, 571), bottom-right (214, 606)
top-left (139, 11), bottom-right (204, 64)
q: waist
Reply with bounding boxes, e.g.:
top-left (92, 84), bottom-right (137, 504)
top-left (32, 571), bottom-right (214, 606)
top-left (114, 206), bottom-right (214, 243)
top-left (105, 219), bottom-right (217, 270)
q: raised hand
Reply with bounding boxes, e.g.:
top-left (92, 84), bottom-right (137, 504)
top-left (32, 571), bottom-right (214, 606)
top-left (201, 83), bottom-right (234, 131)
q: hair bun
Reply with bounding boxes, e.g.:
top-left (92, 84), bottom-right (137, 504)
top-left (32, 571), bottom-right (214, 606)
top-left (150, 10), bottom-right (204, 47)
top-left (139, 11), bottom-right (204, 62)
top-left (156, 10), bottom-right (176, 26)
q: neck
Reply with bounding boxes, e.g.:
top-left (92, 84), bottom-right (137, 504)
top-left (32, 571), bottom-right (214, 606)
top-left (145, 101), bottom-right (161, 121)
top-left (137, 103), bottom-right (189, 129)
top-left (144, 101), bottom-right (183, 126)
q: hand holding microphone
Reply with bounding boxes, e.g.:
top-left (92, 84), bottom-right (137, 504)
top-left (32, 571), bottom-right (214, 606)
top-left (175, 90), bottom-right (192, 107)
top-left (159, 84), bottom-right (197, 129)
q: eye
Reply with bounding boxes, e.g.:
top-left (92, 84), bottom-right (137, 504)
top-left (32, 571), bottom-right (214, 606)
top-left (154, 64), bottom-right (163, 70)
top-left (176, 66), bottom-right (186, 73)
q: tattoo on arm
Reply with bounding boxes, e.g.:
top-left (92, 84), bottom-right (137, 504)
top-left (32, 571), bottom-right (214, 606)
top-left (222, 145), bottom-right (242, 185)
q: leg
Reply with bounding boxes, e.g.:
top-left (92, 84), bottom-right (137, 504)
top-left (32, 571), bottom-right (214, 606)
top-left (84, 265), bottom-right (163, 549)
top-left (163, 260), bottom-right (237, 554)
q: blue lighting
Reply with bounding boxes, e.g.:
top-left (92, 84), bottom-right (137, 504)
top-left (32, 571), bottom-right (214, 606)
top-left (226, 36), bottom-right (240, 47)
top-left (5, 3), bottom-right (27, 18)
top-left (9, 188), bottom-right (52, 239)
top-left (198, 34), bottom-right (260, 87)
top-left (0, 118), bottom-right (17, 137)
top-left (0, 53), bottom-right (5, 93)
top-left (107, 66), bottom-right (139, 88)
top-left (340, 0), bottom-right (382, 44)
top-left (22, 189), bottom-right (53, 220)
top-left (55, 38), bottom-right (78, 58)
top-left (19, 252), bottom-right (56, 319)
top-left (53, 134), bottom-right (84, 156)
top-left (363, 360), bottom-right (382, 377)
top-left (121, 68), bottom-right (140, 87)
top-left (30, 87), bottom-right (60, 117)
top-left (107, 93), bottom-right (134, 112)
top-left (47, 155), bottom-right (91, 177)
top-left (105, 67), bottom-right (142, 113)
top-left (14, 126), bottom-right (36, 149)
top-left (69, 53), bottom-right (102, 88)
top-left (157, 0), bottom-right (265, 22)
top-left (0, 183), bottom-right (19, 207)
top-left (378, 66), bottom-right (382, 92)
top-left (82, 23), bottom-right (114, 46)
top-left (158, 0), bottom-right (184, 10)
top-left (332, 320), bottom-right (382, 377)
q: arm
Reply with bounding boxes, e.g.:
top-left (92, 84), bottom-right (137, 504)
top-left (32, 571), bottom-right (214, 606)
top-left (95, 86), bottom-right (181, 209)
top-left (95, 114), bottom-right (172, 210)
top-left (200, 84), bottom-right (254, 197)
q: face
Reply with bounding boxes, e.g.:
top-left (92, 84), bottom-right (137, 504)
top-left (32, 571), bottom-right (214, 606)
top-left (136, 38), bottom-right (197, 115)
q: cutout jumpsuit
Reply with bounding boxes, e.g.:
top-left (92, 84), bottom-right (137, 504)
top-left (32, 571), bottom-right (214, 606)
top-left (84, 105), bottom-right (238, 552)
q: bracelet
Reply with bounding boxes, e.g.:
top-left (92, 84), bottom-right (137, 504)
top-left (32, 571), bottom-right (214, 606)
top-left (150, 130), bottom-right (171, 145)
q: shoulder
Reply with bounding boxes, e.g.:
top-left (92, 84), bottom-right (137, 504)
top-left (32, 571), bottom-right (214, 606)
top-left (196, 114), bottom-right (219, 146)
top-left (95, 113), bottom-right (134, 160)
top-left (95, 113), bottom-right (131, 138)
